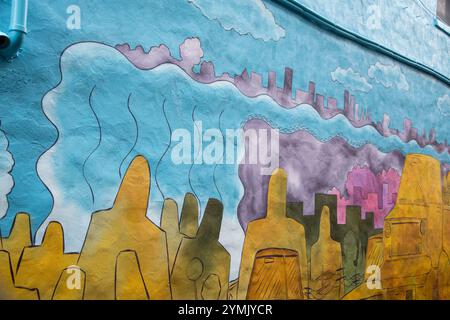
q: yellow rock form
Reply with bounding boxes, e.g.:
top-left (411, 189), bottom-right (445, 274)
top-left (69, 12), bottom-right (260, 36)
top-left (237, 168), bottom-right (308, 300)
top-left (14, 222), bottom-right (78, 300)
top-left (201, 274), bottom-right (222, 300)
top-left (342, 234), bottom-right (384, 300)
top-left (160, 194), bottom-right (199, 274)
top-left (115, 250), bottom-right (149, 300)
top-left (228, 279), bottom-right (239, 300)
top-left (365, 234), bottom-right (384, 268)
top-left (160, 198), bottom-right (182, 273)
top-left (441, 173), bottom-right (450, 299)
top-left (52, 266), bottom-right (86, 300)
top-left (180, 193), bottom-right (199, 238)
top-left (1, 213), bottom-right (32, 276)
top-left (246, 248), bottom-right (304, 300)
top-left (0, 250), bottom-right (38, 300)
top-left (310, 206), bottom-right (343, 300)
top-left (443, 172), bottom-right (450, 259)
top-left (171, 198), bottom-right (230, 300)
top-left (438, 251), bottom-right (450, 299)
top-left (77, 156), bottom-right (171, 300)
top-left (381, 154), bottom-right (442, 300)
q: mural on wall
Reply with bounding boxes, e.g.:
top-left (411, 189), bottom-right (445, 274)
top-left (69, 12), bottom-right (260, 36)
top-left (0, 0), bottom-right (449, 300)
top-left (0, 126), bottom-right (14, 220)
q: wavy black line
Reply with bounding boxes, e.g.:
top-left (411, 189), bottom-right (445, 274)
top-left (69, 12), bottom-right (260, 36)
top-left (82, 85), bottom-right (101, 205)
top-left (213, 110), bottom-right (225, 203)
top-left (189, 105), bottom-right (201, 213)
top-left (155, 98), bottom-right (170, 200)
top-left (119, 93), bottom-right (138, 178)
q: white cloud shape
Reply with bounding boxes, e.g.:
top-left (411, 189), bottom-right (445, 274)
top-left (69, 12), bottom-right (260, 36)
top-left (368, 62), bottom-right (409, 91)
top-left (188, 0), bottom-right (286, 41)
top-left (438, 94), bottom-right (450, 117)
top-left (0, 129), bottom-right (14, 219)
top-left (219, 214), bottom-right (244, 280)
top-left (331, 67), bottom-right (373, 92)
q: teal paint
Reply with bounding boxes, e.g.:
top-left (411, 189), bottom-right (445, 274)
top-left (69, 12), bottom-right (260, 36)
top-left (0, 0), bottom-right (28, 60)
top-left (0, 0), bottom-right (448, 278)
top-left (274, 0), bottom-right (450, 86)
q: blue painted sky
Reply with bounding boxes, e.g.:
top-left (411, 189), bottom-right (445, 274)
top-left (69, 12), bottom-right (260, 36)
top-left (294, 0), bottom-right (450, 77)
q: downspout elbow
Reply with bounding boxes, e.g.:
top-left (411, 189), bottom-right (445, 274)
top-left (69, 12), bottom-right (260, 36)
top-left (0, 30), bottom-right (26, 60)
top-left (0, 0), bottom-right (29, 60)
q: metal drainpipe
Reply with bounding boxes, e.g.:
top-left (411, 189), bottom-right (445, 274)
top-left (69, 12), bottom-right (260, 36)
top-left (0, 0), bottom-right (28, 60)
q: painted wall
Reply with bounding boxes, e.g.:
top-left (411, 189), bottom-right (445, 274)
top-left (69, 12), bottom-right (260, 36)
top-left (295, 0), bottom-right (449, 77)
top-left (0, 0), bottom-right (449, 300)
